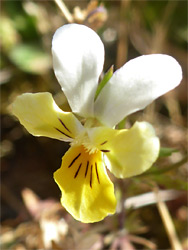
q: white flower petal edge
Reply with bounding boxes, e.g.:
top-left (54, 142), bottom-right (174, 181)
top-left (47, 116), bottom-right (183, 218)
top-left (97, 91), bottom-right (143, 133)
top-left (94, 54), bottom-right (182, 127)
top-left (52, 24), bottom-right (104, 118)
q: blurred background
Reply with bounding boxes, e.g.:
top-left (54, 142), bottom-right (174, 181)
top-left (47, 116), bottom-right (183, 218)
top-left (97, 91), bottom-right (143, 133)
top-left (0, 1), bottom-right (187, 249)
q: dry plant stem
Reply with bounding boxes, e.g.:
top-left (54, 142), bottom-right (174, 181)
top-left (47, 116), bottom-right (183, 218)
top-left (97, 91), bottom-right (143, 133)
top-left (54, 0), bottom-right (74, 23)
top-left (127, 234), bottom-right (157, 250)
top-left (118, 179), bottom-right (127, 229)
top-left (164, 92), bottom-right (184, 126)
top-left (149, 1), bottom-right (183, 125)
top-left (1, 183), bottom-right (28, 215)
top-left (151, 1), bottom-right (177, 53)
top-left (116, 0), bottom-right (131, 68)
top-left (153, 187), bottom-right (182, 250)
top-left (144, 102), bottom-right (156, 124)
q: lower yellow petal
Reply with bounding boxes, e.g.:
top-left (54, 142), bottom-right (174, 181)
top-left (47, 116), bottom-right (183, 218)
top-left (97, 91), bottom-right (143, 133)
top-left (87, 121), bottom-right (160, 178)
top-left (12, 92), bottom-right (83, 141)
top-left (54, 145), bottom-right (117, 223)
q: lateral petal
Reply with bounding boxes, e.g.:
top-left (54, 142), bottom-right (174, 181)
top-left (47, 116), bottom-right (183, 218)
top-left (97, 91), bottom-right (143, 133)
top-left (12, 92), bottom-right (83, 141)
top-left (94, 54), bottom-right (182, 127)
top-left (54, 145), bottom-right (117, 223)
top-left (87, 122), bottom-right (160, 178)
top-left (52, 24), bottom-right (104, 117)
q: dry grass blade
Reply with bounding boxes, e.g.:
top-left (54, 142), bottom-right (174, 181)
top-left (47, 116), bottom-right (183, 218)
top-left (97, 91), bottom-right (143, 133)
top-left (154, 187), bottom-right (183, 250)
top-left (54, 0), bottom-right (73, 23)
top-left (124, 189), bottom-right (183, 209)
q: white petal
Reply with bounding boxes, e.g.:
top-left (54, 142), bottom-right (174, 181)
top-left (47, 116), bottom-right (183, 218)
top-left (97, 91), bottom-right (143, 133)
top-left (94, 54), bottom-right (182, 127)
top-left (52, 24), bottom-right (104, 117)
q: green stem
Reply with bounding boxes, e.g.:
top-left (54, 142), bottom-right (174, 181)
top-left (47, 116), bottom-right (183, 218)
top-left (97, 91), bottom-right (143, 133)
top-left (141, 155), bottom-right (187, 176)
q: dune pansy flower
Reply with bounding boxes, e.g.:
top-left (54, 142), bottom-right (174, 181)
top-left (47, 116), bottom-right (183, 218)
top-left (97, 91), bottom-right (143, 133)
top-left (12, 24), bottom-right (182, 223)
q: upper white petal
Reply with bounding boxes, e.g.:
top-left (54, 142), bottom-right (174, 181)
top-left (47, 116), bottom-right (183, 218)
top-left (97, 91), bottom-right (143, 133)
top-left (52, 24), bottom-right (104, 117)
top-left (94, 54), bottom-right (182, 127)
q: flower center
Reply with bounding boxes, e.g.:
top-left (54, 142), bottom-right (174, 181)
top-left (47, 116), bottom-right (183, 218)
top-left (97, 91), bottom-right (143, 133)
top-left (71, 130), bottom-right (98, 155)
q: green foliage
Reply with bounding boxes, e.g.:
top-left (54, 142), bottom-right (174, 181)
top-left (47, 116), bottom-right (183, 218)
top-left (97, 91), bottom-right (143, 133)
top-left (159, 147), bottom-right (178, 158)
top-left (0, 17), bottom-right (19, 51)
top-left (150, 174), bottom-right (187, 191)
top-left (3, 1), bottom-right (39, 40)
top-left (9, 44), bottom-right (51, 74)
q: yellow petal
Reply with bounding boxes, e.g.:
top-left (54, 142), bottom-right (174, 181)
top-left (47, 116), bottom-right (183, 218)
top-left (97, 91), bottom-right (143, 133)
top-left (87, 122), bottom-right (160, 178)
top-left (12, 92), bottom-right (83, 141)
top-left (54, 145), bottom-right (117, 223)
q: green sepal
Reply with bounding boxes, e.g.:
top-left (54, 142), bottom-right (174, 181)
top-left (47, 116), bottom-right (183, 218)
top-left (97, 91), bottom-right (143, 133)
top-left (95, 65), bottom-right (114, 101)
top-left (117, 117), bottom-right (127, 129)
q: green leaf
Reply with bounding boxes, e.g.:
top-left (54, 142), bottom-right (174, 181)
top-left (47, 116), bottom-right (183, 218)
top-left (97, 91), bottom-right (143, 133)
top-left (141, 155), bottom-right (187, 176)
top-left (159, 147), bottom-right (178, 158)
top-left (9, 44), bottom-right (51, 74)
top-left (94, 65), bottom-right (113, 101)
top-left (150, 174), bottom-right (187, 191)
